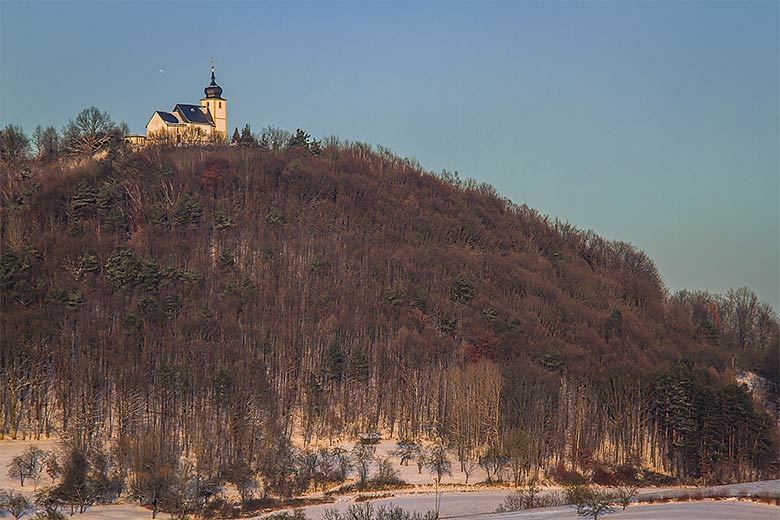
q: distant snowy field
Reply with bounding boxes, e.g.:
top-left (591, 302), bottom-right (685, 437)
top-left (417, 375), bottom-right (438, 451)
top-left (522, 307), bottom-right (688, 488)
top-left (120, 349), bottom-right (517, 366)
top-left (270, 488), bottom-right (780, 520)
top-left (16, 499), bottom-right (780, 520)
top-left (479, 501), bottom-right (779, 520)
top-left (1, 439), bottom-right (777, 520)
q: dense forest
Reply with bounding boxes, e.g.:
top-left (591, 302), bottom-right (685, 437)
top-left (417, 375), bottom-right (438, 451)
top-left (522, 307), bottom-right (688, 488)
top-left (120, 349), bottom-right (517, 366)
top-left (0, 118), bottom-right (778, 515)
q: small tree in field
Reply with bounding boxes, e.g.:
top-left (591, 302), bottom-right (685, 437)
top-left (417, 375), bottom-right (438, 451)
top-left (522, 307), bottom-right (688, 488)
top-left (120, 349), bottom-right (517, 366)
top-left (7, 458), bottom-right (26, 487)
top-left (372, 457), bottom-right (400, 486)
top-left (56, 448), bottom-right (91, 514)
top-left (425, 442), bottom-right (452, 516)
top-left (351, 443), bottom-right (374, 489)
top-left (224, 461), bottom-right (257, 505)
top-left (479, 445), bottom-right (507, 482)
top-left (391, 439), bottom-right (420, 467)
top-left (43, 451), bottom-right (60, 483)
top-left (33, 487), bottom-right (66, 520)
top-left (566, 484), bottom-right (592, 514)
top-left (7, 446), bottom-right (45, 488)
top-left (462, 458), bottom-right (477, 485)
top-left (575, 488), bottom-right (615, 520)
top-left (415, 446), bottom-right (429, 475)
top-left (613, 484), bottom-right (637, 510)
top-left (0, 490), bottom-right (32, 519)
top-left (132, 461), bottom-right (175, 519)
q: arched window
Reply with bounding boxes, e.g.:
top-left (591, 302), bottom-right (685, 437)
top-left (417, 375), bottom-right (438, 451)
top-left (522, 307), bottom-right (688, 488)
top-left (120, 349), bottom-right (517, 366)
top-left (219, 102), bottom-right (222, 109)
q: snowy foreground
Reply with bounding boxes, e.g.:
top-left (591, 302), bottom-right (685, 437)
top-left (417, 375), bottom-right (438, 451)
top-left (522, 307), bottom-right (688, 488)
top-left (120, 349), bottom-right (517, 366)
top-left (62, 500), bottom-right (780, 520)
top-left (2, 440), bottom-right (777, 520)
top-left (479, 501), bottom-right (778, 519)
top-left (20, 494), bottom-right (777, 520)
top-left (266, 479), bottom-right (780, 519)
top-left (268, 490), bottom-right (779, 520)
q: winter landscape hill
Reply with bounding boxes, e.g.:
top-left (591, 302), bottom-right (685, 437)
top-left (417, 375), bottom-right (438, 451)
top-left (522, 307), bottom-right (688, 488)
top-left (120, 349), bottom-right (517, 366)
top-left (0, 139), bottom-right (778, 518)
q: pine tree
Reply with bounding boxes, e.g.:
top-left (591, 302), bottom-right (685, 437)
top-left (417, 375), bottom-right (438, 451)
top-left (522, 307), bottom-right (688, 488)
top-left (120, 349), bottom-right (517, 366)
top-left (239, 124), bottom-right (256, 146)
top-left (325, 342), bottom-right (344, 383)
top-left (347, 347), bottom-right (369, 384)
top-left (231, 128), bottom-right (240, 144)
top-left (310, 138), bottom-right (322, 156)
top-left (288, 128), bottom-right (311, 149)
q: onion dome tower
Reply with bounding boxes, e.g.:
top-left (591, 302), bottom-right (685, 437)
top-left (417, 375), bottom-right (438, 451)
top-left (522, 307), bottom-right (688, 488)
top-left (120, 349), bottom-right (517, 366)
top-left (204, 67), bottom-right (223, 99)
top-left (200, 58), bottom-right (227, 139)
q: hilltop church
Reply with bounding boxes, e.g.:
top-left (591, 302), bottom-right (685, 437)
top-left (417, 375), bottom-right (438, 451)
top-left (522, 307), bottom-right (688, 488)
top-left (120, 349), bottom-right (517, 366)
top-left (129, 63), bottom-right (227, 145)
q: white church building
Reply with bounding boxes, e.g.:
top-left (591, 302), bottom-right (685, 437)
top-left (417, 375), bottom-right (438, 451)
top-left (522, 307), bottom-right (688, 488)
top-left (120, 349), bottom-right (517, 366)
top-left (128, 63), bottom-right (227, 145)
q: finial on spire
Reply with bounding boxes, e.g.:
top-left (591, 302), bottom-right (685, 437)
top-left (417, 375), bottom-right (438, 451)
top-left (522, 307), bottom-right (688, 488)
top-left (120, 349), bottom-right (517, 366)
top-left (204, 58), bottom-right (223, 98)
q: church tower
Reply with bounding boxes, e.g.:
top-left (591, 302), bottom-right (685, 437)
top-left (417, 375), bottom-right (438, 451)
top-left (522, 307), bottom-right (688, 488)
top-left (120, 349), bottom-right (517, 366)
top-left (200, 59), bottom-right (227, 140)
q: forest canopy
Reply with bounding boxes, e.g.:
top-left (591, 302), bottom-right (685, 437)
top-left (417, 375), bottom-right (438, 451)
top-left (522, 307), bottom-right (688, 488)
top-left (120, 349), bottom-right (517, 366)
top-left (0, 135), bottom-right (777, 508)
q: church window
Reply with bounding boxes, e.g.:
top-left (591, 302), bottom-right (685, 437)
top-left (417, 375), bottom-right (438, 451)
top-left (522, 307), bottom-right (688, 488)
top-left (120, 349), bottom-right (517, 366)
top-left (219, 102), bottom-right (222, 108)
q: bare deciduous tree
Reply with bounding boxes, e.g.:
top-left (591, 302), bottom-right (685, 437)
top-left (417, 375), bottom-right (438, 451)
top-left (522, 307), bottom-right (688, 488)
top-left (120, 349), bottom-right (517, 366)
top-left (0, 124), bottom-right (30, 164)
top-left (62, 107), bottom-right (121, 156)
top-left (32, 126), bottom-right (60, 162)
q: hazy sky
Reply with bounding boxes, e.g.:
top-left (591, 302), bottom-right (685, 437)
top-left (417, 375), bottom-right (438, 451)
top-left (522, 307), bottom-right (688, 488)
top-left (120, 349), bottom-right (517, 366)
top-left (1, 1), bottom-right (778, 309)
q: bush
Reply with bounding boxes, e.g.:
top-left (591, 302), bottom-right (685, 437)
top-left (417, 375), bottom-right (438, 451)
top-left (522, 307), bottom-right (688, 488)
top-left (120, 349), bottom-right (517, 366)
top-left (614, 463), bottom-right (640, 484)
top-left (496, 482), bottom-right (566, 512)
top-left (266, 509), bottom-right (307, 520)
top-left (372, 457), bottom-right (403, 487)
top-left (553, 465), bottom-right (588, 486)
top-left (591, 464), bottom-right (617, 486)
top-left (563, 484), bottom-right (618, 520)
top-left (578, 490), bottom-right (615, 520)
top-left (33, 487), bottom-right (66, 520)
top-left (612, 485), bottom-right (638, 510)
top-left (0, 490), bottom-right (33, 519)
top-left (565, 484), bottom-right (593, 513)
top-left (322, 503), bottom-right (437, 520)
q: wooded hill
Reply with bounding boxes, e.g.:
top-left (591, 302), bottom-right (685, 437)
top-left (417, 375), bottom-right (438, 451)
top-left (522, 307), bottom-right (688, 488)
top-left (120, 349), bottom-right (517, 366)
top-left (1, 138), bottom-right (777, 500)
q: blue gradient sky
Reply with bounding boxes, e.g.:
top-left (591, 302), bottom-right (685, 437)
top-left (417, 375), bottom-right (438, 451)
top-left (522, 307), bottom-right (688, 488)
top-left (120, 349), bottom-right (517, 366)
top-left (1, 1), bottom-right (778, 309)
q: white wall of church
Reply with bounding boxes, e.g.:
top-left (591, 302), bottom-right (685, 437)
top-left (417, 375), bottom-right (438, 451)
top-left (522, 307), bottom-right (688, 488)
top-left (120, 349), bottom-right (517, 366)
top-left (146, 114), bottom-right (169, 136)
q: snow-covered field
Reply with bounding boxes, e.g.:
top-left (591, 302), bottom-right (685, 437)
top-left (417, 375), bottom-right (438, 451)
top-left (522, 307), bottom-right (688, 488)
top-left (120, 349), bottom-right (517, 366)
top-left (257, 487), bottom-right (780, 519)
top-left (264, 479), bottom-right (779, 519)
top-left (1, 439), bottom-right (777, 520)
top-left (636, 479), bottom-right (780, 500)
top-left (35, 492), bottom-right (780, 520)
top-left (51, 504), bottom-right (154, 520)
top-left (481, 501), bottom-right (779, 520)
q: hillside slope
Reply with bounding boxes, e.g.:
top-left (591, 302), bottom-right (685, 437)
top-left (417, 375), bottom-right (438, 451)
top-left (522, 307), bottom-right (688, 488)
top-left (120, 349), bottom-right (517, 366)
top-left (0, 142), bottom-right (777, 494)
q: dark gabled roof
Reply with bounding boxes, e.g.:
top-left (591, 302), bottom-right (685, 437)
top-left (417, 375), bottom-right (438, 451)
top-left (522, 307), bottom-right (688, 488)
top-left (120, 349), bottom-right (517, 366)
top-left (155, 111), bottom-right (180, 125)
top-left (174, 104), bottom-right (214, 125)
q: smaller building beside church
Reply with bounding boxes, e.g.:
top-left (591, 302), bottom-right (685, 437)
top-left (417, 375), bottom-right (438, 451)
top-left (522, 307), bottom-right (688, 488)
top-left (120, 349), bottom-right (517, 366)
top-left (127, 64), bottom-right (227, 146)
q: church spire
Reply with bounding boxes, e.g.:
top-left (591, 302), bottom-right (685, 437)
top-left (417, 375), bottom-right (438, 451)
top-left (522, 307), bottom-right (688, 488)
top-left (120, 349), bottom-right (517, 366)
top-left (204, 57), bottom-right (223, 99)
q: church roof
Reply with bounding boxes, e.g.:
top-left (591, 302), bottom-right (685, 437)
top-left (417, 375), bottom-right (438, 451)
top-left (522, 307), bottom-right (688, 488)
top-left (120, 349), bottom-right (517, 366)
top-left (174, 104), bottom-right (214, 125)
top-left (154, 111), bottom-right (181, 125)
